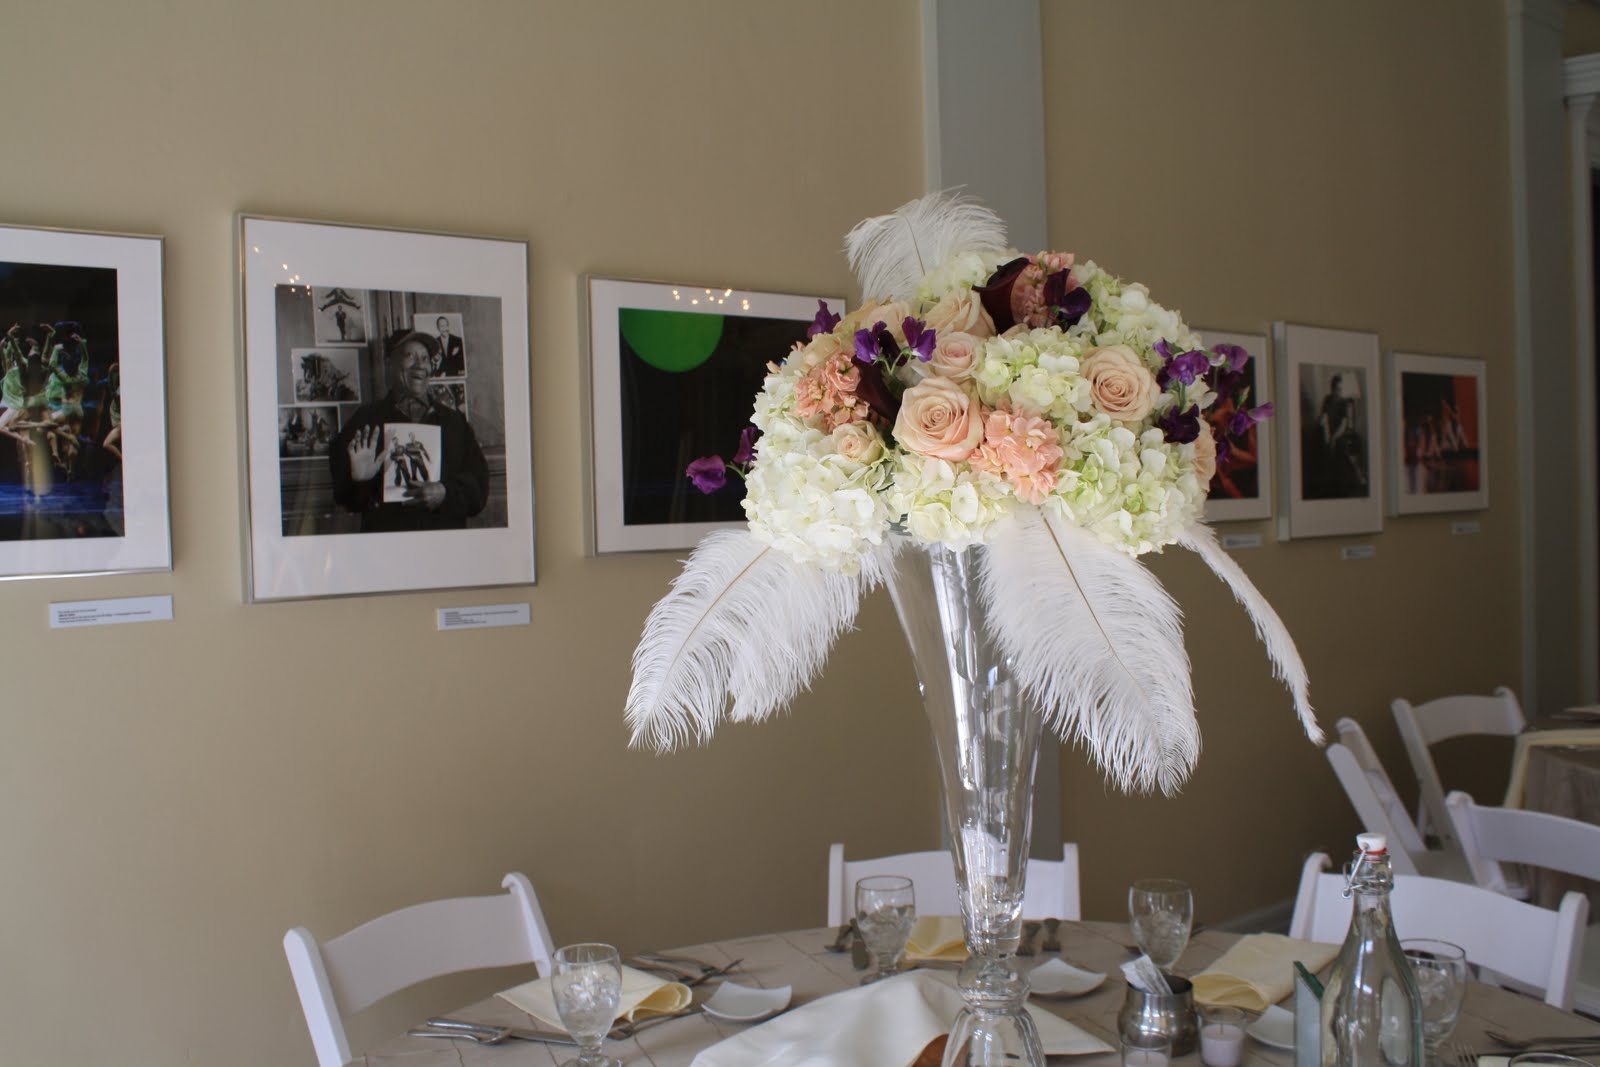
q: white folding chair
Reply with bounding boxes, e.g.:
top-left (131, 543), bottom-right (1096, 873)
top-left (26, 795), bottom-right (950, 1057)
top-left (284, 873), bottom-right (555, 1067)
top-left (826, 842), bottom-right (1080, 927)
top-left (1324, 724), bottom-right (1472, 882)
top-left (1391, 687), bottom-right (1524, 845)
top-left (1288, 852), bottom-right (1586, 1010)
top-left (1445, 790), bottom-right (1600, 1013)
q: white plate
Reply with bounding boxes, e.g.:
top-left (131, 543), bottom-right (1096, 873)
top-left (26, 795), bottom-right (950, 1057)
top-left (703, 981), bottom-right (792, 1022)
top-left (1246, 1004), bottom-right (1295, 1050)
top-left (1028, 957), bottom-right (1107, 998)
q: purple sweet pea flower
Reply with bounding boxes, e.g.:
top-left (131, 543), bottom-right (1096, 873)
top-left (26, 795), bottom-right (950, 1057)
top-left (732, 425), bottom-right (760, 465)
top-left (903, 317), bottom-right (936, 361)
top-left (1229, 402), bottom-right (1274, 438)
top-left (807, 299), bottom-right (841, 338)
top-left (1212, 343), bottom-right (1249, 373)
top-left (685, 456), bottom-right (727, 494)
top-left (1157, 405), bottom-right (1201, 444)
top-left (1154, 339), bottom-right (1175, 361)
top-left (853, 324), bottom-right (885, 365)
top-left (1162, 350), bottom-right (1211, 388)
top-left (1046, 281), bottom-right (1090, 329)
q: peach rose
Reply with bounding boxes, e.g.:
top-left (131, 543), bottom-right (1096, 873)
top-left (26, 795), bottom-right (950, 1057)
top-left (923, 289), bottom-right (996, 339)
top-left (799, 331), bottom-right (847, 370)
top-left (831, 421), bottom-right (885, 466)
top-left (906, 331), bottom-right (984, 383)
top-left (1081, 345), bottom-right (1160, 422)
top-left (1191, 422), bottom-right (1217, 485)
top-left (893, 377), bottom-right (984, 461)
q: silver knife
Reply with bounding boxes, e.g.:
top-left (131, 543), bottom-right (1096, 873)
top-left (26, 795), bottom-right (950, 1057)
top-left (423, 1018), bottom-right (578, 1045)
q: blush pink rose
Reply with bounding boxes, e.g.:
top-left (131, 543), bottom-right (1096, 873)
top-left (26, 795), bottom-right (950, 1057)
top-left (893, 377), bottom-right (984, 461)
top-left (923, 289), bottom-right (996, 338)
top-left (906, 331), bottom-right (984, 383)
top-left (1191, 421), bottom-right (1217, 485)
top-left (1081, 345), bottom-right (1160, 422)
top-left (831, 421), bottom-right (885, 466)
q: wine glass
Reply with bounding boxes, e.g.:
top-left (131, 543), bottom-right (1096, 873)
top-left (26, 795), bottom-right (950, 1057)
top-left (1402, 939), bottom-right (1468, 1065)
top-left (855, 875), bottom-right (916, 984)
top-left (552, 942), bottom-right (623, 1067)
top-left (1128, 878), bottom-right (1193, 972)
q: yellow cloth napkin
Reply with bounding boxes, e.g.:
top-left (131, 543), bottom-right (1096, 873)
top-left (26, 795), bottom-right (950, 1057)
top-left (496, 964), bottom-right (691, 1032)
top-left (1504, 727), bottom-right (1600, 807)
top-left (1192, 934), bottom-right (1340, 1012)
top-left (904, 915), bottom-right (967, 962)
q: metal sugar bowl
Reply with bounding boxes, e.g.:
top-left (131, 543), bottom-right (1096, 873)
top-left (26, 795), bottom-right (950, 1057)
top-left (1118, 973), bottom-right (1200, 1057)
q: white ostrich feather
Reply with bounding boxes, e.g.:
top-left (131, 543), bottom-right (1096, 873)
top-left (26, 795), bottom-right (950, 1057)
top-left (981, 510), bottom-right (1199, 795)
top-left (844, 190), bottom-right (1009, 302)
top-left (626, 529), bottom-right (888, 751)
top-left (1178, 523), bottom-right (1322, 744)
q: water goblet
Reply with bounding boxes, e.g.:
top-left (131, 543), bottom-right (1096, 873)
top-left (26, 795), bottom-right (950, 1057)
top-left (855, 874), bottom-right (916, 984)
top-left (1128, 878), bottom-right (1193, 972)
top-left (1401, 939), bottom-right (1468, 1065)
top-left (552, 942), bottom-right (623, 1067)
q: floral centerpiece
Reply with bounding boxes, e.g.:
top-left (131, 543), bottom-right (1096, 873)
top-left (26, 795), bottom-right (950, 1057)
top-left (627, 193), bottom-right (1319, 1067)
top-left (628, 193), bottom-right (1318, 790)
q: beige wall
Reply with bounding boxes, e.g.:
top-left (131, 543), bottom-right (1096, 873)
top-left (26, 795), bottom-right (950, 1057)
top-left (1040, 1), bottom-right (1521, 916)
top-left (0, 3), bottom-right (1524, 1067)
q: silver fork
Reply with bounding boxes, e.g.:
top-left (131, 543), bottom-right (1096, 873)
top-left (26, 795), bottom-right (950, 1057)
top-left (1440, 1040), bottom-right (1475, 1067)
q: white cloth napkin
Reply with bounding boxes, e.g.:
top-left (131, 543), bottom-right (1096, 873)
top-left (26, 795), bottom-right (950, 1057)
top-left (1192, 934), bottom-right (1340, 1012)
top-left (689, 969), bottom-right (1111, 1067)
top-left (497, 964), bottom-right (691, 1032)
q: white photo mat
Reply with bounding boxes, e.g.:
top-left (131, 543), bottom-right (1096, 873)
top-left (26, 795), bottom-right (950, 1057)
top-left (1386, 350), bottom-right (1488, 515)
top-left (0, 224), bottom-right (169, 579)
top-left (583, 277), bottom-right (843, 554)
top-left (1196, 328), bottom-right (1273, 524)
top-left (239, 215), bottom-right (533, 600)
top-left (1274, 322), bottom-right (1384, 539)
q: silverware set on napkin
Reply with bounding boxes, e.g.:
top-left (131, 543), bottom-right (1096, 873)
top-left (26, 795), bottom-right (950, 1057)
top-left (410, 1010), bottom-right (704, 1047)
top-left (626, 952), bottom-right (744, 986)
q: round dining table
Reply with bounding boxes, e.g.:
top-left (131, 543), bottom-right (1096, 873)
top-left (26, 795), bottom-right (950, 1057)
top-left (360, 920), bottom-right (1597, 1066)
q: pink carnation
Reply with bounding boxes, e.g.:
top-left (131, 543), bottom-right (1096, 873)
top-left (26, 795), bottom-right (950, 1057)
top-left (794, 351), bottom-right (869, 431)
top-left (971, 407), bottom-right (1064, 505)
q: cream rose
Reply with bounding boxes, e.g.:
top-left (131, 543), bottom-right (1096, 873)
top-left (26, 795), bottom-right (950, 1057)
top-left (923, 289), bottom-right (995, 338)
top-left (893, 377), bottom-right (984, 461)
top-left (1191, 422), bottom-right (1217, 485)
top-left (831, 420), bottom-right (885, 466)
top-left (798, 331), bottom-right (847, 370)
top-left (1081, 345), bottom-right (1160, 422)
top-left (905, 331), bottom-right (984, 384)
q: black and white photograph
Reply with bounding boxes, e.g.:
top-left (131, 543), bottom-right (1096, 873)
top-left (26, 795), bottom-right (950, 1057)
top-left (312, 286), bottom-right (366, 344)
top-left (428, 379), bottom-right (467, 416)
top-left (290, 346), bottom-right (360, 403)
top-left (1300, 363), bottom-right (1370, 500)
top-left (0, 225), bottom-right (169, 578)
top-left (273, 284), bottom-right (505, 537)
top-left (241, 215), bottom-right (533, 600)
top-left (414, 312), bottom-right (466, 377)
top-left (278, 404), bottom-right (339, 459)
top-left (1275, 321), bottom-right (1383, 539)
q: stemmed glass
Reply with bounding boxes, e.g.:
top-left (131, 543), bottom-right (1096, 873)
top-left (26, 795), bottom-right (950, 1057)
top-left (552, 942), bottom-right (624, 1067)
top-left (855, 875), bottom-right (916, 984)
top-left (1402, 939), bottom-right (1468, 1066)
top-left (1128, 878), bottom-right (1194, 972)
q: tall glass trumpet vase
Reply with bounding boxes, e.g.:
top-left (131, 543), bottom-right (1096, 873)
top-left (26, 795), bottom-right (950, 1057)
top-left (886, 541), bottom-right (1047, 1067)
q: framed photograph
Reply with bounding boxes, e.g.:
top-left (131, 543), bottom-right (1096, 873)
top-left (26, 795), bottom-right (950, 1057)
top-left (1196, 329), bottom-right (1273, 523)
top-left (1274, 322), bottom-right (1383, 539)
top-left (239, 215), bottom-right (533, 600)
top-left (0, 223), bottom-right (169, 579)
top-left (583, 277), bottom-right (843, 554)
top-left (1387, 351), bottom-right (1487, 514)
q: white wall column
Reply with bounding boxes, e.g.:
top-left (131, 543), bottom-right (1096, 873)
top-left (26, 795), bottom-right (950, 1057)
top-left (1509, 0), bottom-right (1579, 712)
top-left (921, 0), bottom-right (1058, 853)
top-left (1564, 57), bottom-right (1600, 702)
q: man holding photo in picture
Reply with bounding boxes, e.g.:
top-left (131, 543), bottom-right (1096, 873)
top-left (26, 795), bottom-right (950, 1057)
top-left (330, 329), bottom-right (488, 532)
